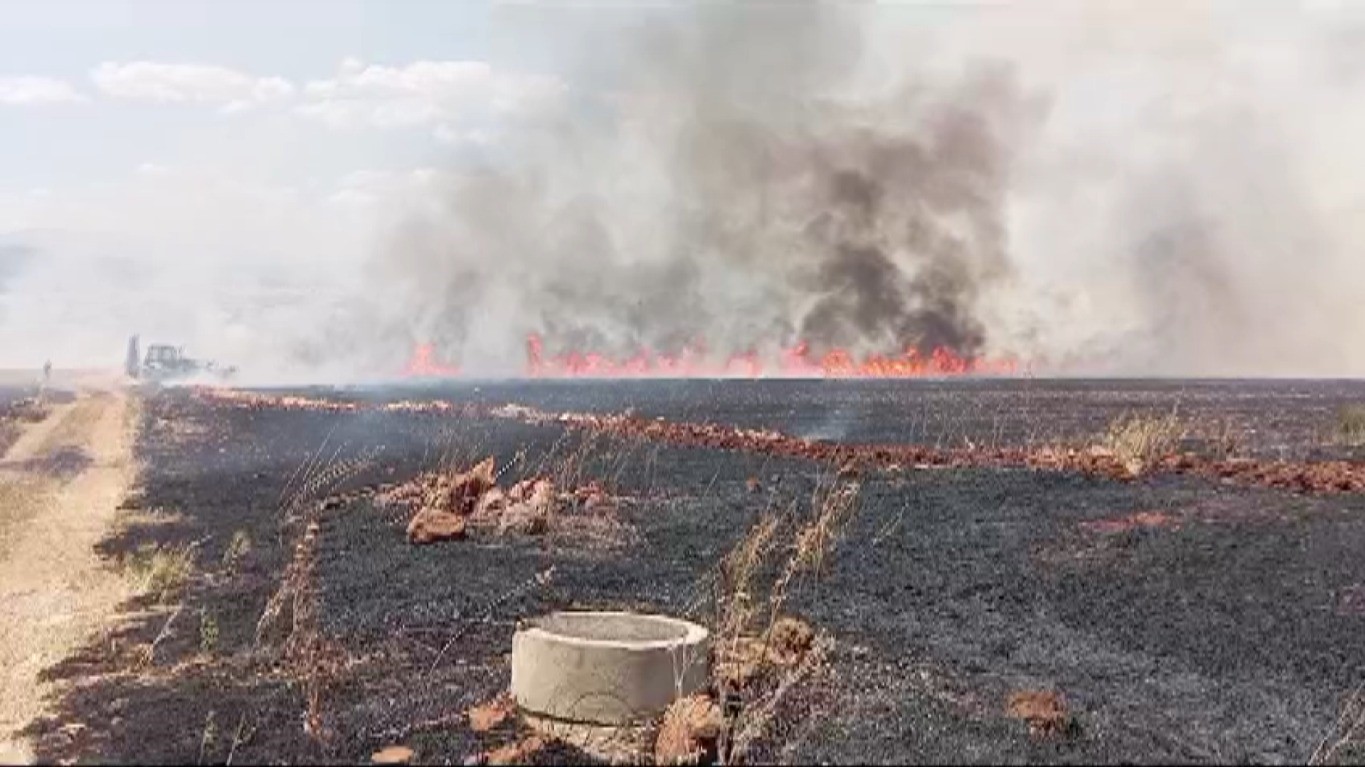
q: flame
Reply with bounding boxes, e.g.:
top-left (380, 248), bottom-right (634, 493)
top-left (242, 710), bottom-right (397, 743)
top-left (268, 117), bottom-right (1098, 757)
top-left (403, 343), bottom-right (462, 377)
top-left (406, 335), bottom-right (1019, 379)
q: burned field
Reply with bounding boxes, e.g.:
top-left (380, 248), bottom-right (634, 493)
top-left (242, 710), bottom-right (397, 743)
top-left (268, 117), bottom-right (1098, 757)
top-left (21, 379), bottom-right (1365, 764)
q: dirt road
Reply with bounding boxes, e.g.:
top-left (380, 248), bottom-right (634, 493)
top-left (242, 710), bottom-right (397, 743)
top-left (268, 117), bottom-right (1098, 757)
top-left (0, 385), bottom-right (135, 764)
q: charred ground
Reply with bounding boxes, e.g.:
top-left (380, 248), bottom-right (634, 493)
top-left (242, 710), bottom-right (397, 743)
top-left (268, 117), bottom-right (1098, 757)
top-left (18, 379), bottom-right (1365, 764)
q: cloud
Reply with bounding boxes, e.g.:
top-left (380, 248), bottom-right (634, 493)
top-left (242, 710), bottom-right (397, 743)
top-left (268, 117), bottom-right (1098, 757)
top-left (0, 75), bottom-right (86, 105)
top-left (91, 62), bottom-right (294, 112)
top-left (325, 167), bottom-right (445, 210)
top-left (296, 58), bottom-right (564, 135)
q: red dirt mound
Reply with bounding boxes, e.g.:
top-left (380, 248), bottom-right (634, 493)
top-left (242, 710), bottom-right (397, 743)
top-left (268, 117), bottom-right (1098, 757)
top-left (197, 388), bottom-right (1365, 496)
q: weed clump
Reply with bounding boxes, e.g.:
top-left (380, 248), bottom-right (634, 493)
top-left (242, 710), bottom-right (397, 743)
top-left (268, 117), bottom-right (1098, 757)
top-left (199, 609), bottom-right (220, 654)
top-left (702, 476), bottom-right (860, 763)
top-left (125, 543), bottom-right (195, 603)
top-left (1338, 405), bottom-right (1365, 447)
top-left (222, 529), bottom-right (252, 569)
top-left (1102, 412), bottom-right (1186, 477)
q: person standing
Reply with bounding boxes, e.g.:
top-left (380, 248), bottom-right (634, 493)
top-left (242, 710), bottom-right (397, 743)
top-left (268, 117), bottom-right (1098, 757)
top-left (125, 335), bottom-right (141, 380)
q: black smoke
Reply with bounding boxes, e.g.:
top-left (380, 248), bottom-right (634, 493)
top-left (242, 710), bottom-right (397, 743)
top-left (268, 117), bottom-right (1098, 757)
top-left (368, 4), bottom-right (1040, 370)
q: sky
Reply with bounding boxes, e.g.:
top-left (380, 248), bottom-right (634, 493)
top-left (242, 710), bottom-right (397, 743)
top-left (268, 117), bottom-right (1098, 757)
top-left (0, 0), bottom-right (572, 372)
top-left (2, 1), bottom-right (511, 253)
top-left (4, 1), bottom-right (1365, 378)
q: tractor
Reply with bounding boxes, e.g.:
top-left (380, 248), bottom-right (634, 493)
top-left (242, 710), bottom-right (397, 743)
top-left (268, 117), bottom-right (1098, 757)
top-left (125, 335), bottom-right (236, 383)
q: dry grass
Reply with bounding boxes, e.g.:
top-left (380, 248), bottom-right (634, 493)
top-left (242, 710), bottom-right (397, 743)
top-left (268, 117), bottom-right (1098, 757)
top-left (199, 608), bottom-right (220, 655)
top-left (706, 475), bottom-right (861, 763)
top-left (124, 543), bottom-right (196, 604)
top-left (1101, 411), bottom-right (1186, 477)
top-left (279, 430), bottom-right (383, 517)
top-left (1310, 682), bottom-right (1365, 765)
top-left (1185, 414), bottom-right (1247, 459)
top-left (222, 529), bottom-right (252, 569)
top-left (716, 513), bottom-right (782, 647)
top-left (1337, 406), bottom-right (1365, 448)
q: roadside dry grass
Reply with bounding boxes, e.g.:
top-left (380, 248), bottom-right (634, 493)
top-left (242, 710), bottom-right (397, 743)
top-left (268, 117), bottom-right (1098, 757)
top-left (121, 543), bottom-right (196, 604)
top-left (0, 387), bottom-right (136, 763)
top-left (0, 478), bottom-right (48, 562)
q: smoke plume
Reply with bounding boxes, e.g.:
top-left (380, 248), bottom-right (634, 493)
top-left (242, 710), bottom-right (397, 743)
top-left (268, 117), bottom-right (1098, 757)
top-left (367, 4), bottom-right (1040, 373)
top-left (7, 2), bottom-right (1365, 379)
top-left (363, 1), bottom-right (1365, 378)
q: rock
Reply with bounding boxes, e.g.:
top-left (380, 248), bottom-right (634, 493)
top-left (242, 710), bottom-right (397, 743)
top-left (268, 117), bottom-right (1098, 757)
top-left (499, 503), bottom-right (550, 536)
top-left (506, 477), bottom-right (540, 503)
top-left (527, 480), bottom-right (555, 511)
top-left (406, 508), bottom-right (467, 545)
top-left (766, 616), bottom-right (814, 666)
top-left (372, 745), bottom-right (415, 764)
top-left (654, 695), bottom-right (722, 765)
top-left (461, 457), bottom-right (497, 493)
top-left (485, 735), bottom-right (546, 765)
top-left (716, 617), bottom-right (815, 689)
top-left (1006, 689), bottom-right (1075, 736)
top-left (716, 637), bottom-right (767, 689)
top-left (473, 487), bottom-right (508, 519)
top-left (573, 481), bottom-right (615, 512)
top-left (499, 479), bottom-right (556, 536)
top-left (467, 692), bottom-right (515, 733)
top-left (425, 457), bottom-right (498, 515)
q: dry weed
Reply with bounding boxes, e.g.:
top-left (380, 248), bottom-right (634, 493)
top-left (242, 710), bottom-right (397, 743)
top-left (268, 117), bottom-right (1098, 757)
top-left (222, 529), bottom-right (252, 569)
top-left (125, 543), bottom-right (195, 603)
top-left (1337, 406), bottom-right (1365, 448)
top-left (279, 430), bottom-right (382, 516)
top-left (1185, 414), bottom-right (1248, 459)
top-left (1101, 411), bottom-right (1186, 477)
top-left (1310, 682), bottom-right (1365, 765)
top-left (704, 477), bottom-right (861, 762)
top-left (199, 609), bottom-right (220, 655)
top-left (716, 512), bottom-right (781, 645)
top-left (655, 695), bottom-right (723, 766)
top-left (483, 735), bottom-right (547, 765)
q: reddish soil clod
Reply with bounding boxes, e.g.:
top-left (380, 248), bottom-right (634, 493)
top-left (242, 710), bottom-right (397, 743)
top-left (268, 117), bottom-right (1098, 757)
top-left (467, 692), bottom-right (516, 733)
top-left (1079, 511), bottom-right (1181, 535)
top-left (371, 744), bottom-right (415, 764)
top-left (1006, 689), bottom-right (1074, 737)
top-left (654, 694), bottom-right (722, 766)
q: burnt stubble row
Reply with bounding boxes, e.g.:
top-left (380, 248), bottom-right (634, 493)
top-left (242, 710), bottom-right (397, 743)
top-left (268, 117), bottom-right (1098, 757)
top-left (23, 380), bottom-right (1365, 765)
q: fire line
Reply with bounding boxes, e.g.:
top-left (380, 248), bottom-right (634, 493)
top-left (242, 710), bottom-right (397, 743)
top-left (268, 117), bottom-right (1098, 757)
top-left (403, 335), bottom-right (1019, 379)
